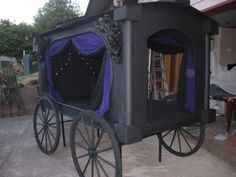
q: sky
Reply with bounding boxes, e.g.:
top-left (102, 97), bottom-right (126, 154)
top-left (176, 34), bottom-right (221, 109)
top-left (0, 0), bottom-right (227, 24)
top-left (0, 0), bottom-right (89, 24)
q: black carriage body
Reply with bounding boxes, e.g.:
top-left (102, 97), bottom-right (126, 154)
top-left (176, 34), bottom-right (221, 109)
top-left (35, 1), bottom-right (218, 144)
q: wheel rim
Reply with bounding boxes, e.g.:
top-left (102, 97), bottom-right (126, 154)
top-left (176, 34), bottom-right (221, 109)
top-left (71, 113), bottom-right (121, 177)
top-left (160, 121), bottom-right (205, 157)
top-left (33, 97), bottom-right (60, 154)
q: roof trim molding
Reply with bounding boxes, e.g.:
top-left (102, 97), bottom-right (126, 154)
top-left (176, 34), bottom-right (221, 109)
top-left (203, 0), bottom-right (236, 15)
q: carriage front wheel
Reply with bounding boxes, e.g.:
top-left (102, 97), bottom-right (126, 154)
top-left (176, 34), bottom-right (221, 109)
top-left (70, 111), bottom-right (122, 177)
top-left (33, 97), bottom-right (60, 154)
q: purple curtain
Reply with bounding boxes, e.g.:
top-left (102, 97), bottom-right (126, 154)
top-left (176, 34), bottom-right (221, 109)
top-left (72, 32), bottom-right (105, 55)
top-left (151, 37), bottom-right (186, 49)
top-left (45, 38), bottom-right (70, 102)
top-left (45, 32), bottom-right (111, 116)
top-left (149, 36), bottom-right (187, 53)
top-left (96, 54), bottom-right (111, 116)
top-left (185, 49), bottom-right (195, 112)
top-left (72, 32), bottom-right (110, 116)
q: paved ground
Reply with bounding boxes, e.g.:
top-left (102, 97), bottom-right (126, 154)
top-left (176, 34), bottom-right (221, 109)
top-left (0, 115), bottom-right (236, 177)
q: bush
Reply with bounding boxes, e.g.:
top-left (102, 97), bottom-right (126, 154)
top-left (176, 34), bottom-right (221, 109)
top-left (29, 80), bottom-right (38, 85)
top-left (0, 64), bottom-right (17, 105)
top-left (0, 61), bottom-right (11, 68)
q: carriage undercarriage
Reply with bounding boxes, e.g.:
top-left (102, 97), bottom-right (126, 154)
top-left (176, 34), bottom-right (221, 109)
top-left (33, 95), bottom-right (207, 177)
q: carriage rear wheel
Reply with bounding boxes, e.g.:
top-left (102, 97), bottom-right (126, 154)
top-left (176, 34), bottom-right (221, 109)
top-left (33, 97), bottom-right (60, 154)
top-left (70, 111), bottom-right (122, 177)
top-left (158, 121), bottom-right (205, 157)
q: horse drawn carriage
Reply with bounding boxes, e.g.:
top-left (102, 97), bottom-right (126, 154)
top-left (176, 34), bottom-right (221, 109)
top-left (33, 0), bottom-right (218, 176)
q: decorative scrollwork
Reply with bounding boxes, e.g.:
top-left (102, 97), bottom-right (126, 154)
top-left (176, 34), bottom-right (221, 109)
top-left (93, 14), bottom-right (121, 63)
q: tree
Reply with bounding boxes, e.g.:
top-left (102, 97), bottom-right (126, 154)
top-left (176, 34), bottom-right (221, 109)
top-left (0, 20), bottom-right (36, 60)
top-left (34, 0), bottom-right (81, 34)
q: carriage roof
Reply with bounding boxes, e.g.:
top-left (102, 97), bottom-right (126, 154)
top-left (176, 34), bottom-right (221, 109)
top-left (38, 0), bottom-right (218, 40)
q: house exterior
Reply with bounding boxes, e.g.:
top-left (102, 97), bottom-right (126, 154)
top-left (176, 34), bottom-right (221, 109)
top-left (0, 56), bottom-right (16, 63)
top-left (192, 0), bottom-right (236, 66)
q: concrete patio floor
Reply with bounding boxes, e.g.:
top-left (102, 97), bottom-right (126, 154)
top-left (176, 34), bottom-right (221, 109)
top-left (0, 115), bottom-right (236, 177)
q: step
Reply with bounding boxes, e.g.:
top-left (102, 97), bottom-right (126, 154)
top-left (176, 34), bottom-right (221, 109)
top-left (154, 68), bottom-right (165, 72)
top-left (154, 78), bottom-right (167, 82)
top-left (156, 88), bottom-right (168, 93)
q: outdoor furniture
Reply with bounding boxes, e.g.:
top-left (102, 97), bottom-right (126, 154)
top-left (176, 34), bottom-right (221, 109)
top-left (210, 84), bottom-right (236, 133)
top-left (33, 1), bottom-right (218, 176)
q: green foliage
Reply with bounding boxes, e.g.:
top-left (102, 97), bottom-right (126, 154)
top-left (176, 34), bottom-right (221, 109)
top-left (0, 61), bottom-right (11, 68)
top-left (0, 19), bottom-right (36, 59)
top-left (0, 0), bottom-right (81, 65)
top-left (34, 0), bottom-right (81, 33)
top-left (0, 64), bottom-right (17, 104)
top-left (0, 63), bottom-right (13, 86)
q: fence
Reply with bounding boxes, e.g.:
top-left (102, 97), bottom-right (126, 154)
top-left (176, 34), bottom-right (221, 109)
top-left (0, 64), bottom-right (25, 118)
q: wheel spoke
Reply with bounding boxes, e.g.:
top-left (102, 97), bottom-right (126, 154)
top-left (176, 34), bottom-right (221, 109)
top-left (74, 142), bottom-right (89, 151)
top-left (37, 113), bottom-right (44, 123)
top-left (181, 128), bottom-right (199, 141)
top-left (170, 129), bottom-right (177, 148)
top-left (47, 129), bottom-right (53, 149)
top-left (45, 107), bottom-right (51, 121)
top-left (95, 130), bottom-right (104, 149)
top-left (96, 158), bottom-right (109, 177)
top-left (36, 123), bottom-right (44, 126)
top-left (45, 129), bottom-right (48, 151)
top-left (76, 127), bottom-right (90, 148)
top-left (48, 125), bottom-right (57, 128)
top-left (177, 129), bottom-right (182, 152)
top-left (40, 128), bottom-right (46, 145)
top-left (48, 122), bottom-right (57, 126)
top-left (91, 158), bottom-right (94, 177)
top-left (37, 127), bottom-right (44, 135)
top-left (97, 155), bottom-right (115, 168)
top-left (92, 118), bottom-right (95, 147)
top-left (83, 157), bottom-right (91, 174)
top-left (97, 147), bottom-right (113, 154)
top-left (40, 103), bottom-right (46, 121)
top-left (179, 129), bottom-right (193, 151)
top-left (84, 122), bottom-right (92, 147)
top-left (95, 159), bottom-right (101, 177)
top-left (47, 114), bottom-right (55, 123)
top-left (162, 129), bottom-right (173, 139)
top-left (48, 127), bottom-right (56, 141)
top-left (77, 153), bottom-right (89, 159)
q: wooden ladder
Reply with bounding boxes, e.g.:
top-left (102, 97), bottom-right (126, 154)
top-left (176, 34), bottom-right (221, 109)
top-left (148, 50), bottom-right (169, 100)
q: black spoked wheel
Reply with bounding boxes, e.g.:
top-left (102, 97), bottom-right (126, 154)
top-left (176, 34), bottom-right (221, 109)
top-left (70, 111), bottom-right (122, 177)
top-left (33, 97), bottom-right (60, 154)
top-left (159, 121), bottom-right (205, 157)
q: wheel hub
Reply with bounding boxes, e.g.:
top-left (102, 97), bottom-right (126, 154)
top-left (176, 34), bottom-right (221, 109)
top-left (88, 148), bottom-right (97, 158)
top-left (43, 122), bottom-right (48, 129)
